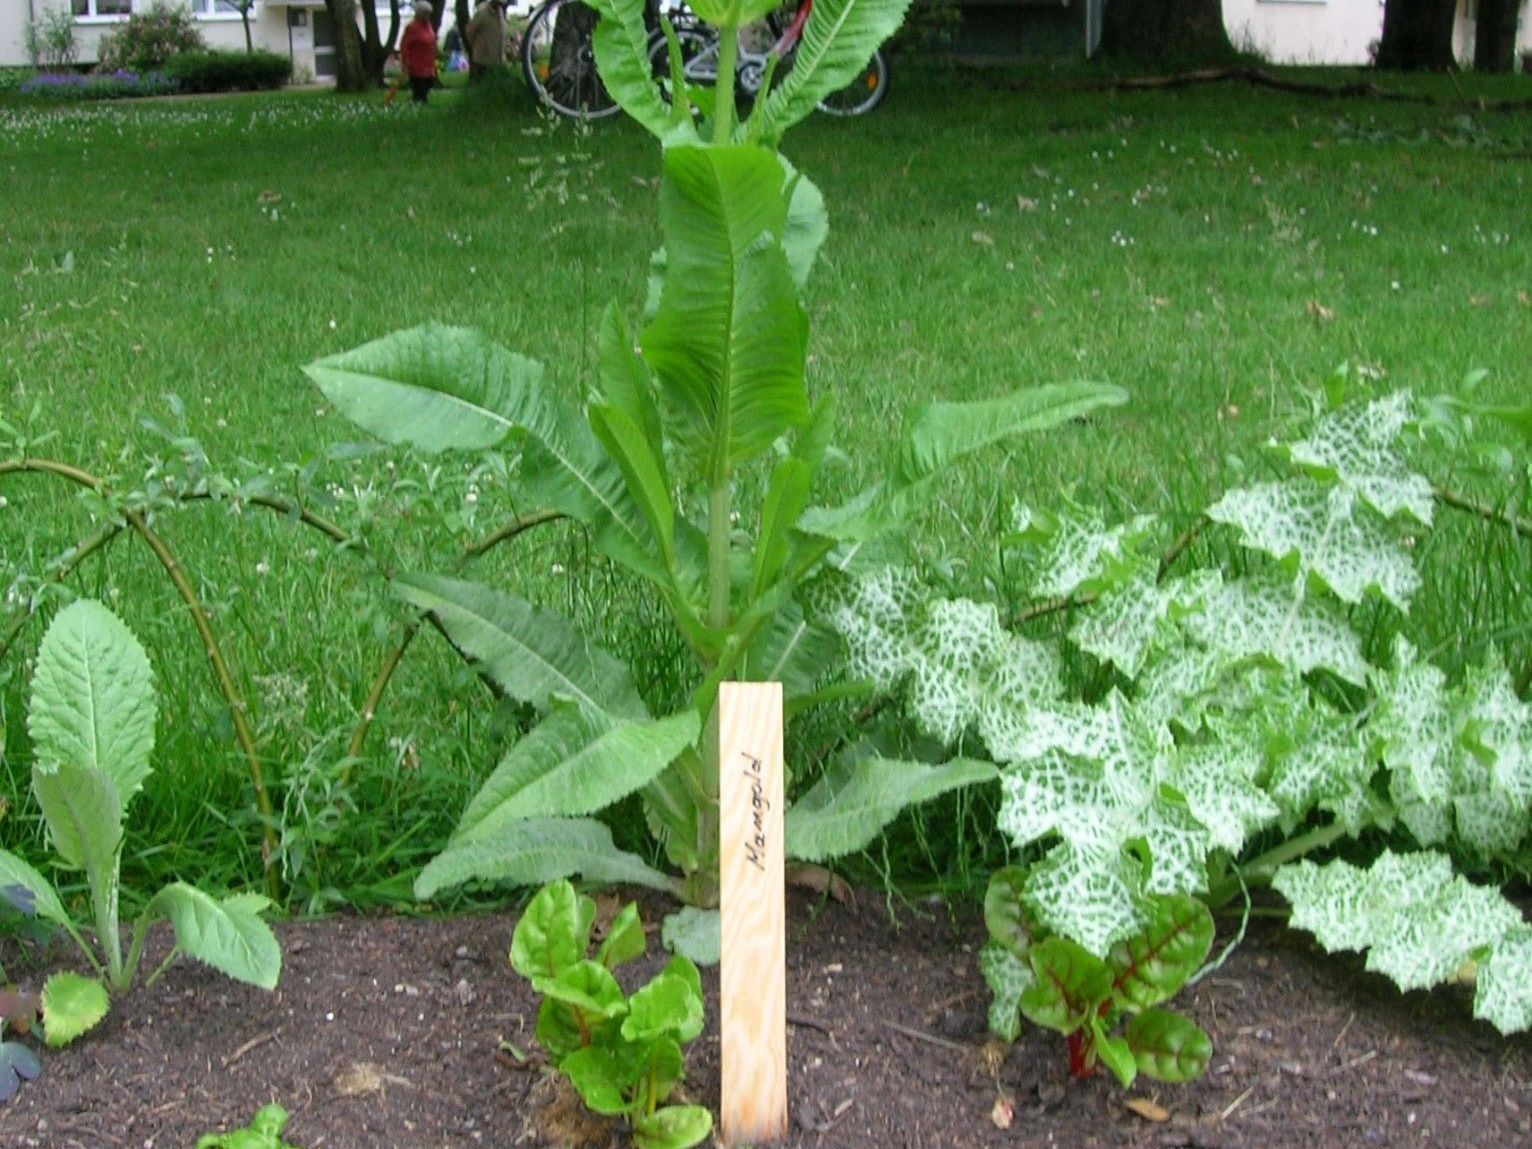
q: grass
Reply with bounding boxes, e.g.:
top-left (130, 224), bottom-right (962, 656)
top-left (0, 66), bottom-right (1528, 911)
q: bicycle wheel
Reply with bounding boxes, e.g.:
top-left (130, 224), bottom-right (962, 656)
top-left (816, 50), bottom-right (887, 116)
top-left (521, 0), bottom-right (621, 119)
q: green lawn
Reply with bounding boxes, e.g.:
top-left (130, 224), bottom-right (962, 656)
top-left (1, 69), bottom-right (1527, 908)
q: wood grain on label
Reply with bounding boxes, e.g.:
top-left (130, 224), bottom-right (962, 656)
top-left (718, 681), bottom-right (788, 1146)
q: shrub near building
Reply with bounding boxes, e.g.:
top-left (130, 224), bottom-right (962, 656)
top-left (165, 50), bottom-right (292, 92)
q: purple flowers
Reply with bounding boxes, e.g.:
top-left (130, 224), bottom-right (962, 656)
top-left (19, 68), bottom-right (177, 100)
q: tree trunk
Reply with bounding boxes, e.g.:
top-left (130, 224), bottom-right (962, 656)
top-left (326, 0), bottom-right (369, 91)
top-left (1375, 0), bottom-right (1458, 70)
top-left (1098, 0), bottom-right (1234, 65)
top-left (1472, 0), bottom-right (1523, 71)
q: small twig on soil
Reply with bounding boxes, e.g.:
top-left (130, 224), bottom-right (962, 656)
top-left (222, 1029), bottom-right (279, 1068)
top-left (1333, 1049), bottom-right (1379, 1074)
top-left (883, 1019), bottom-right (969, 1052)
top-left (1219, 1085), bottom-right (1255, 1121)
top-left (1330, 1012), bottom-right (1356, 1051)
top-left (786, 1012), bottom-right (835, 1038)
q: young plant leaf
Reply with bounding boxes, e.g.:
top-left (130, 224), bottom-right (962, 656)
top-left (0, 851), bottom-right (71, 932)
top-left (539, 960), bottom-right (628, 1028)
top-left (512, 880), bottom-right (597, 982)
top-left (39, 971), bottom-right (110, 1047)
top-left (596, 902), bottom-right (647, 971)
top-left (1091, 1017), bottom-right (1137, 1087)
top-left (784, 755), bottom-right (997, 862)
top-left (622, 961), bottom-right (705, 1045)
top-left (983, 866), bottom-right (1033, 959)
top-left (587, 0), bottom-right (675, 138)
top-left (560, 1044), bottom-right (634, 1116)
top-left (1020, 937), bottom-right (1113, 1035)
top-left (631, 1104), bottom-right (713, 1149)
top-left (144, 883), bottom-right (282, 990)
top-left (1107, 895), bottom-right (1213, 1012)
top-left (660, 907), bottom-right (721, 967)
top-left (30, 763), bottom-right (122, 882)
top-left (28, 599), bottom-right (155, 803)
top-left (1124, 1008), bottom-right (1213, 1083)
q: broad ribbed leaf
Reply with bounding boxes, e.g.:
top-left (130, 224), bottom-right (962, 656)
top-left (632, 1105), bottom-right (713, 1149)
top-left (32, 762), bottom-right (121, 879)
top-left (641, 144), bottom-right (809, 484)
top-left (393, 573), bottom-right (647, 720)
top-left (785, 755), bottom-right (996, 861)
top-left (511, 880), bottom-right (596, 982)
top-left (801, 383), bottom-right (1128, 541)
top-left (1286, 392), bottom-right (1433, 524)
top-left (1107, 895), bottom-right (1213, 1011)
top-left (308, 325), bottom-right (651, 563)
top-left (589, 0), bottom-right (675, 137)
top-left (144, 883), bottom-right (281, 990)
top-left (1020, 937), bottom-right (1112, 1034)
top-left (1125, 1009), bottom-right (1212, 1082)
top-left (28, 599), bottom-right (155, 803)
top-left (305, 324), bottom-right (546, 452)
top-left (453, 704), bottom-right (700, 842)
top-left (1475, 925), bottom-right (1532, 1035)
top-left (781, 156), bottom-right (828, 289)
top-left (751, 397), bottom-right (835, 598)
top-left (746, 0), bottom-right (914, 144)
top-left (414, 817), bottom-right (680, 899)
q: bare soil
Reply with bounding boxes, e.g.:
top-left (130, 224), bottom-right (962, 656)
top-left (2, 889), bottom-right (1529, 1149)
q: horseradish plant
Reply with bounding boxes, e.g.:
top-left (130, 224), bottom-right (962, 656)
top-left (0, 600), bottom-right (282, 1045)
top-left (817, 384), bottom-right (1532, 1038)
top-left (511, 881), bottom-right (711, 1149)
top-left (302, 0), bottom-right (1125, 915)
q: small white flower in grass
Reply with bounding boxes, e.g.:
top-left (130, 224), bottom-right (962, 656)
top-left (551, 563), bottom-right (565, 575)
top-left (256, 560), bottom-right (270, 576)
top-left (328, 319), bottom-right (336, 330)
top-left (1391, 281), bottom-right (1401, 291)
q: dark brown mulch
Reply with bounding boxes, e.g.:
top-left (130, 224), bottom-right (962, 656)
top-left (2, 890), bottom-right (1530, 1149)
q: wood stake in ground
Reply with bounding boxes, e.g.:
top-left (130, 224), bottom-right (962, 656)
top-left (718, 682), bottom-right (788, 1145)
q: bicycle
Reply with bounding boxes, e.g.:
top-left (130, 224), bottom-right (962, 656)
top-left (650, 0), bottom-right (889, 117)
top-left (520, 0), bottom-right (626, 119)
top-left (521, 0), bottom-right (888, 120)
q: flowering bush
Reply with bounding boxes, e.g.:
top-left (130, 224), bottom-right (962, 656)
top-left (97, 2), bottom-right (204, 73)
top-left (18, 70), bottom-right (178, 101)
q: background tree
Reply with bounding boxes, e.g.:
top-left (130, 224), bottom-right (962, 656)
top-left (358, 0), bottom-right (404, 84)
top-left (324, 0), bottom-right (368, 91)
top-left (1472, 0), bottom-right (1525, 71)
top-left (218, 0), bottom-right (255, 52)
top-left (1375, 0), bottom-right (1456, 70)
top-left (1097, 0), bottom-right (1234, 65)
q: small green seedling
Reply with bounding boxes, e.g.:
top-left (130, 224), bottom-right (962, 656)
top-left (511, 881), bottom-right (712, 1149)
top-left (196, 1103), bottom-right (305, 1149)
top-left (0, 600), bottom-right (281, 1046)
top-left (982, 868), bottom-right (1213, 1087)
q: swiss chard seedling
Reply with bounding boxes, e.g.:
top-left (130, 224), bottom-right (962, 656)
top-left (511, 881), bottom-right (712, 1149)
top-left (982, 868), bottom-right (1213, 1087)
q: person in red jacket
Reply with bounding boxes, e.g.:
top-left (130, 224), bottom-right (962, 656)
top-left (396, 2), bottom-right (439, 104)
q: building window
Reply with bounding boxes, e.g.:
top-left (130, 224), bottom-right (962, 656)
top-left (185, 0), bottom-right (251, 15)
top-left (72, 0), bottom-right (132, 17)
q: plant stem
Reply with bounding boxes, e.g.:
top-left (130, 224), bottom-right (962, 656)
top-left (712, 24), bottom-right (739, 144)
top-left (1434, 483), bottom-right (1532, 537)
top-left (1207, 821), bottom-right (1349, 907)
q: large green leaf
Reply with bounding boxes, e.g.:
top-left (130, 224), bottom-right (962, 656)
top-left (1019, 936), bottom-right (1112, 1034)
top-left (414, 817), bottom-right (680, 900)
top-left (785, 755), bottom-right (997, 861)
top-left (305, 324), bottom-right (546, 452)
top-left (28, 599), bottom-right (155, 803)
top-left (511, 880), bottom-right (596, 982)
top-left (393, 573), bottom-right (647, 720)
top-left (641, 144), bottom-right (810, 485)
top-left (452, 704), bottom-right (701, 842)
top-left (801, 383), bottom-right (1129, 541)
top-left (1124, 1009), bottom-right (1213, 1083)
top-left (144, 883), bottom-right (282, 990)
top-left (589, 0), bottom-right (676, 138)
top-left (1107, 895), bottom-right (1213, 1011)
top-left (308, 326), bottom-right (656, 571)
top-left (31, 762), bottom-right (121, 878)
top-left (746, 0), bottom-right (914, 145)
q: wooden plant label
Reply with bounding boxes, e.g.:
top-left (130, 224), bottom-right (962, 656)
top-left (717, 681), bottom-right (788, 1146)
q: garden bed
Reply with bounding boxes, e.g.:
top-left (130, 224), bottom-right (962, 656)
top-left (3, 890), bottom-right (1528, 1148)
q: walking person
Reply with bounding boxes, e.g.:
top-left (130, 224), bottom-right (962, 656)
top-left (464, 0), bottom-right (508, 82)
top-left (396, 2), bottom-right (440, 104)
